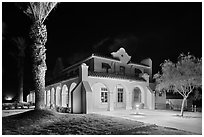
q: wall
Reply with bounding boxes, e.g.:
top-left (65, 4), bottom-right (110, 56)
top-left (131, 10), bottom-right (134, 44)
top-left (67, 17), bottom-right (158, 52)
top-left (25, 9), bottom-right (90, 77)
top-left (167, 99), bottom-right (187, 110)
top-left (93, 56), bottom-right (144, 77)
top-left (155, 91), bottom-right (166, 109)
top-left (146, 86), bottom-right (155, 109)
top-left (87, 75), bottom-right (152, 112)
top-left (84, 58), bottom-right (94, 72)
top-left (71, 83), bottom-right (82, 113)
top-left (44, 77), bottom-right (80, 109)
top-left (28, 59), bottom-right (154, 113)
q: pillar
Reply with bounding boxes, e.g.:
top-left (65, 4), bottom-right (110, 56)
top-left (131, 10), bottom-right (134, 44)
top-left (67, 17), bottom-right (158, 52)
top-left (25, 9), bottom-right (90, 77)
top-left (108, 91), bottom-right (114, 111)
top-left (79, 63), bottom-right (89, 81)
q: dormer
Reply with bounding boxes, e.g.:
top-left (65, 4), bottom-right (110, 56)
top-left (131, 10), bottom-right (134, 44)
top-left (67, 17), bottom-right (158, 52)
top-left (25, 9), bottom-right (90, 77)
top-left (111, 47), bottom-right (131, 64)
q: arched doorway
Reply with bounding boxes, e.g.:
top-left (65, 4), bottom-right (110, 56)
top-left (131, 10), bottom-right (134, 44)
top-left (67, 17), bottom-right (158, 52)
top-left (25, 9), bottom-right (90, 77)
top-left (44, 90), bottom-right (47, 106)
top-left (69, 82), bottom-right (77, 108)
top-left (51, 88), bottom-right (55, 107)
top-left (47, 90), bottom-right (50, 107)
top-left (132, 87), bottom-right (141, 109)
top-left (62, 84), bottom-right (68, 107)
top-left (56, 86), bottom-right (61, 107)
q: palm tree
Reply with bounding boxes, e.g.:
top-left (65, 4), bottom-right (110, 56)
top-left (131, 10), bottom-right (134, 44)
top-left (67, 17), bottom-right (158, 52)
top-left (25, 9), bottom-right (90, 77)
top-left (12, 37), bottom-right (27, 103)
top-left (17, 2), bottom-right (58, 109)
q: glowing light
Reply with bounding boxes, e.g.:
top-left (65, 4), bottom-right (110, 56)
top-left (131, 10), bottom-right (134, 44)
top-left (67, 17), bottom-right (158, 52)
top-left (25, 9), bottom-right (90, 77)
top-left (136, 104), bottom-right (140, 108)
top-left (135, 104), bottom-right (140, 115)
top-left (5, 96), bottom-right (12, 100)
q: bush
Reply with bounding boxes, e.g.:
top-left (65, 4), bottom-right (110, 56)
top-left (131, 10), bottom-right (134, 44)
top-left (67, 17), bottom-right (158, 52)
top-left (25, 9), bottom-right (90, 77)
top-left (55, 106), bottom-right (70, 113)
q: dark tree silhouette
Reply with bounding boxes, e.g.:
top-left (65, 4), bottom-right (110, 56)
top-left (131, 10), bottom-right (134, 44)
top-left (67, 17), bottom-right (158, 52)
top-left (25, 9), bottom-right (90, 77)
top-left (52, 57), bottom-right (64, 78)
top-left (12, 37), bottom-right (27, 102)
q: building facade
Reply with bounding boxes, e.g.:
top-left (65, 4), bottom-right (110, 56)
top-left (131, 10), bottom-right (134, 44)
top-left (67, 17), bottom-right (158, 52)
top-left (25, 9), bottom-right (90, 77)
top-left (27, 48), bottom-right (155, 113)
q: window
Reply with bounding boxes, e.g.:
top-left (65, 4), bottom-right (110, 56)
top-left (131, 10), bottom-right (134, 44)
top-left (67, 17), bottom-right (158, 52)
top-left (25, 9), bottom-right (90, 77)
top-left (135, 68), bottom-right (142, 77)
top-left (102, 63), bottom-right (111, 73)
top-left (120, 66), bottom-right (125, 75)
top-left (118, 88), bottom-right (123, 102)
top-left (101, 88), bottom-right (108, 103)
top-left (159, 92), bottom-right (162, 97)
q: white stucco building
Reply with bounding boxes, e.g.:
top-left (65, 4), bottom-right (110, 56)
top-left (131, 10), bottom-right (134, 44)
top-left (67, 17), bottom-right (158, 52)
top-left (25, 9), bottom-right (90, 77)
top-left (27, 48), bottom-right (155, 113)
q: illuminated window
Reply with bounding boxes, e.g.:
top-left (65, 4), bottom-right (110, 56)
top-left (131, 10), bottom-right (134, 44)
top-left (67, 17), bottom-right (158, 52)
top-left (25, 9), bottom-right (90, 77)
top-left (118, 88), bottom-right (123, 102)
top-left (101, 88), bottom-right (108, 103)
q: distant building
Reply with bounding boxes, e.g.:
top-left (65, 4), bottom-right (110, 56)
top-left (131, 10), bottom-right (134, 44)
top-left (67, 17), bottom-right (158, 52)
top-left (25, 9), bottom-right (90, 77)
top-left (27, 48), bottom-right (155, 113)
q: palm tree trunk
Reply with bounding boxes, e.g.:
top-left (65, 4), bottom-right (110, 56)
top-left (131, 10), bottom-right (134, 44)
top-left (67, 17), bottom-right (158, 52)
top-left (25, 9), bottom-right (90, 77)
top-left (30, 21), bottom-right (47, 110)
top-left (32, 60), bottom-right (46, 109)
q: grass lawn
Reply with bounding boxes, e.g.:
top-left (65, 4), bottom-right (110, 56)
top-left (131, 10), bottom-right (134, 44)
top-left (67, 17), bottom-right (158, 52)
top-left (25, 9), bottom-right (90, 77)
top-left (2, 109), bottom-right (196, 135)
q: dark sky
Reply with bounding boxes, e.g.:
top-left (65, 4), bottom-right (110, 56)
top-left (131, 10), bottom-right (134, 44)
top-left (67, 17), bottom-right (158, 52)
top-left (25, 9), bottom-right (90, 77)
top-left (2, 2), bottom-right (202, 99)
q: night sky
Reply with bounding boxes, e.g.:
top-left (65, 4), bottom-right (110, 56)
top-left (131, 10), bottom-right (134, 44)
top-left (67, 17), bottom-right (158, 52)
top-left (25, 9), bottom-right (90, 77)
top-left (2, 2), bottom-right (202, 99)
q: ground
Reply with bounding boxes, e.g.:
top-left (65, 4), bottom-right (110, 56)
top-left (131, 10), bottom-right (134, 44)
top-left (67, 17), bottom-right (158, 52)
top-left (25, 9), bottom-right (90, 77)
top-left (2, 109), bottom-right (198, 135)
top-left (93, 109), bottom-right (202, 134)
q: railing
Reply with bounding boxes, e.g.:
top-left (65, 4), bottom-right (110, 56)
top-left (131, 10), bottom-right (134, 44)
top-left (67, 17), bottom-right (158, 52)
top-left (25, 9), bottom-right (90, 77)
top-left (88, 71), bottom-right (146, 81)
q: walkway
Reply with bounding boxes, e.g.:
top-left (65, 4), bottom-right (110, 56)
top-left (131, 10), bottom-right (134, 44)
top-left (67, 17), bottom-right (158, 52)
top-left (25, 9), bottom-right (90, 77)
top-left (2, 108), bottom-right (34, 117)
top-left (93, 109), bottom-right (202, 134)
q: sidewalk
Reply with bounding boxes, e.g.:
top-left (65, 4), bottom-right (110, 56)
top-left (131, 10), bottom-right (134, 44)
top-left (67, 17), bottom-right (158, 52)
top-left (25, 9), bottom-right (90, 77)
top-left (93, 109), bottom-right (202, 134)
top-left (2, 108), bottom-right (34, 117)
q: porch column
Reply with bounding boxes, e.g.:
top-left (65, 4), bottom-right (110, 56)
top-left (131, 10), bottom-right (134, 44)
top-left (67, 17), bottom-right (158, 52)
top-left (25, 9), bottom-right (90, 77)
top-left (54, 89), bottom-right (56, 107)
top-left (80, 63), bottom-right (89, 81)
top-left (108, 91), bottom-right (114, 111)
top-left (125, 91), bottom-right (132, 110)
top-left (44, 90), bottom-right (47, 106)
top-left (60, 88), bottom-right (62, 106)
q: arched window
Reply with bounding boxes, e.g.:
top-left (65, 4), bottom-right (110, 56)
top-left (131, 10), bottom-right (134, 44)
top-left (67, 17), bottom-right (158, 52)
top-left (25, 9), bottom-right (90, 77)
top-left (120, 66), bottom-right (125, 75)
top-left (56, 86), bottom-right (61, 106)
top-left (44, 90), bottom-right (47, 105)
top-left (51, 88), bottom-right (55, 106)
top-left (62, 85), bottom-right (68, 107)
top-left (47, 90), bottom-right (50, 107)
top-left (135, 68), bottom-right (142, 77)
top-left (133, 87), bottom-right (141, 103)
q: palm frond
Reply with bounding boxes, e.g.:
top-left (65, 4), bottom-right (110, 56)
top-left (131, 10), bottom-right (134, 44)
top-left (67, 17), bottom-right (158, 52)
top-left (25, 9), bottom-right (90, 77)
top-left (41, 2), bottom-right (58, 23)
top-left (16, 2), bottom-right (58, 23)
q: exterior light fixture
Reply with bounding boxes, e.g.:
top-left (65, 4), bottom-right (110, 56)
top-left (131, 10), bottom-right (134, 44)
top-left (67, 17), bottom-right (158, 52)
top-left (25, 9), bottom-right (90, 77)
top-left (136, 104), bottom-right (140, 115)
top-left (5, 96), bottom-right (12, 101)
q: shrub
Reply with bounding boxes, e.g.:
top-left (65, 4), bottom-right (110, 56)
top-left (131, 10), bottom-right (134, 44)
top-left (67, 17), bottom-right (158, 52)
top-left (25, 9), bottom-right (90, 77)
top-left (55, 106), bottom-right (71, 113)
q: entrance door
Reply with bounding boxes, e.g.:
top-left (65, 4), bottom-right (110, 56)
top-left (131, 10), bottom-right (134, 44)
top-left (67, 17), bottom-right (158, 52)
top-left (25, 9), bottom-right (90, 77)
top-left (132, 87), bottom-right (141, 109)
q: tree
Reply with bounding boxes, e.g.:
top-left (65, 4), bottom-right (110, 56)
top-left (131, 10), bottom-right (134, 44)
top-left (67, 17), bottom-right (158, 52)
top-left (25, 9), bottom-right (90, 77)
top-left (12, 37), bottom-right (27, 102)
top-left (154, 53), bottom-right (202, 116)
top-left (17, 2), bottom-right (58, 109)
